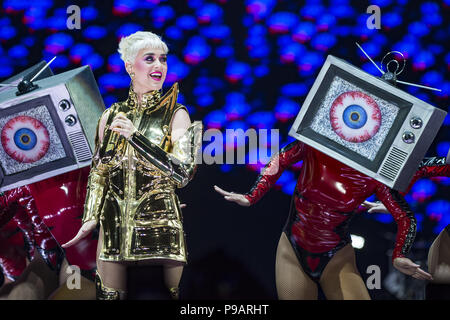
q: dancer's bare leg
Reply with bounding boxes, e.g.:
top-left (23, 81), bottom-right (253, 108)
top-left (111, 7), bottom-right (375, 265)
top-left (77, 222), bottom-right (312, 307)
top-left (163, 264), bottom-right (183, 299)
top-left (48, 274), bottom-right (96, 300)
top-left (0, 250), bottom-right (58, 300)
top-left (428, 227), bottom-right (450, 284)
top-left (320, 244), bottom-right (370, 300)
top-left (275, 232), bottom-right (318, 300)
top-left (95, 227), bottom-right (127, 299)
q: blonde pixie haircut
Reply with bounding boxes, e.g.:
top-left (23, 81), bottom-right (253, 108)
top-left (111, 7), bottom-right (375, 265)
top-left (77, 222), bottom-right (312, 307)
top-left (118, 31), bottom-right (169, 64)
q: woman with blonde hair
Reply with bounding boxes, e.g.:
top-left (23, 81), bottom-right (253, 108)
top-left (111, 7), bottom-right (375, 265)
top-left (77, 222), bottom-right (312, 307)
top-left (63, 31), bottom-right (202, 300)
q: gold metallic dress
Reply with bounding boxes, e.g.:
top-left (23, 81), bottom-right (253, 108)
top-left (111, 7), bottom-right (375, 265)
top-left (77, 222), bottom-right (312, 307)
top-left (82, 83), bottom-right (202, 263)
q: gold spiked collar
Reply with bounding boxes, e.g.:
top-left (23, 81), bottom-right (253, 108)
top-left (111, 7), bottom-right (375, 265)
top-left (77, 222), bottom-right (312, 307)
top-left (126, 86), bottom-right (162, 111)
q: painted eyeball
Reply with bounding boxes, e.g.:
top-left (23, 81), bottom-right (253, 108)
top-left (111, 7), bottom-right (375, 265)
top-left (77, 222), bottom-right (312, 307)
top-left (1, 115), bottom-right (50, 163)
top-left (330, 91), bottom-right (381, 143)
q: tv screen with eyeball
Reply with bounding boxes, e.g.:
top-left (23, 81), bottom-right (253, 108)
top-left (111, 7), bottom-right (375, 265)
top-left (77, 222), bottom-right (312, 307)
top-left (289, 55), bottom-right (447, 192)
top-left (0, 96), bottom-right (71, 176)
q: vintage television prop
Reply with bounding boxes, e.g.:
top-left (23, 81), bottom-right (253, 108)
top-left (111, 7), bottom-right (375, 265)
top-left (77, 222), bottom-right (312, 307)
top-left (0, 65), bottom-right (105, 192)
top-left (289, 55), bottom-right (447, 192)
top-left (447, 147), bottom-right (450, 165)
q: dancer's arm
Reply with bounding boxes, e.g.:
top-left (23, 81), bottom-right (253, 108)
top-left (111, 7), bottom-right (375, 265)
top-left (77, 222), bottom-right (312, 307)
top-left (376, 184), bottom-right (432, 280)
top-left (215, 140), bottom-right (306, 206)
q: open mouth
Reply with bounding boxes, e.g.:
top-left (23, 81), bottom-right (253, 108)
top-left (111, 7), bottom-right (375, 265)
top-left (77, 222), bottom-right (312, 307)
top-left (149, 72), bottom-right (162, 81)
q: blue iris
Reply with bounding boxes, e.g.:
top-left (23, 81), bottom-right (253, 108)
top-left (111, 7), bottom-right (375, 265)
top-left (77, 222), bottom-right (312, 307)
top-left (14, 128), bottom-right (37, 150)
top-left (343, 105), bottom-right (367, 129)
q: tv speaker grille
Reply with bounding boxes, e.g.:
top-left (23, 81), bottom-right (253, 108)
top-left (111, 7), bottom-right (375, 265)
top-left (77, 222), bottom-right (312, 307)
top-left (68, 131), bottom-right (92, 163)
top-left (379, 147), bottom-right (408, 181)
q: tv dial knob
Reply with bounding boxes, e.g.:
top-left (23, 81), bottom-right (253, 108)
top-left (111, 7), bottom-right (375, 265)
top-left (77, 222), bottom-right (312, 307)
top-left (402, 131), bottom-right (415, 144)
top-left (58, 99), bottom-right (71, 111)
top-left (65, 115), bottom-right (77, 126)
top-left (410, 117), bottom-right (423, 129)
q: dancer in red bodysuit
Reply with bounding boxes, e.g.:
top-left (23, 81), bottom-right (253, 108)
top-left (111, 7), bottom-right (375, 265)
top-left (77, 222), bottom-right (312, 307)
top-left (0, 167), bottom-right (97, 299)
top-left (0, 186), bottom-right (64, 274)
top-left (216, 140), bottom-right (432, 299)
top-left (0, 206), bottom-right (34, 283)
top-left (0, 185), bottom-right (65, 298)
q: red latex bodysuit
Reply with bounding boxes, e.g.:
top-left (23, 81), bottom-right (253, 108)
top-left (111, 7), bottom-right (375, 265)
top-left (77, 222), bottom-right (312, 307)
top-left (402, 157), bottom-right (450, 195)
top-left (0, 186), bottom-right (64, 281)
top-left (244, 140), bottom-right (416, 281)
top-left (27, 167), bottom-right (97, 274)
top-left (0, 167), bottom-right (97, 282)
top-left (402, 156), bottom-right (450, 237)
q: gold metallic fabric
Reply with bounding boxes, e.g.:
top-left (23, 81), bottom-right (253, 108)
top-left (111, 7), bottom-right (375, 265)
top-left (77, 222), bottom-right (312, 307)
top-left (171, 121), bottom-right (203, 185)
top-left (82, 168), bottom-right (108, 224)
top-left (84, 83), bottom-right (198, 263)
top-left (127, 119), bottom-right (203, 188)
top-left (169, 287), bottom-right (180, 300)
top-left (95, 271), bottom-right (122, 300)
top-left (82, 117), bottom-right (110, 224)
top-left (128, 130), bottom-right (188, 186)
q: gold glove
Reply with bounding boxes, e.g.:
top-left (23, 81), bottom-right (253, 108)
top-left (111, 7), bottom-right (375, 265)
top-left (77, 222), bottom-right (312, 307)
top-left (128, 121), bottom-right (203, 187)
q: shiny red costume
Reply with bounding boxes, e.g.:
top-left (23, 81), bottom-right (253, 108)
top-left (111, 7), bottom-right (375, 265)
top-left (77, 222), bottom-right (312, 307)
top-left (0, 167), bottom-right (97, 282)
top-left (245, 141), bottom-right (416, 281)
top-left (0, 186), bottom-right (63, 280)
top-left (403, 156), bottom-right (450, 237)
top-left (402, 157), bottom-right (450, 195)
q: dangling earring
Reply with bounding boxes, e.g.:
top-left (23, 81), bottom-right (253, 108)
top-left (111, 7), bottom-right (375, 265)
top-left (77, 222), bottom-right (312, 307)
top-left (129, 72), bottom-right (135, 90)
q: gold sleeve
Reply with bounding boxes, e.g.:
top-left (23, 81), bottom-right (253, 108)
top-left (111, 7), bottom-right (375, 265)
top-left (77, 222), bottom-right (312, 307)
top-left (171, 121), bottom-right (203, 186)
top-left (82, 113), bottom-right (110, 224)
top-left (82, 165), bottom-right (108, 224)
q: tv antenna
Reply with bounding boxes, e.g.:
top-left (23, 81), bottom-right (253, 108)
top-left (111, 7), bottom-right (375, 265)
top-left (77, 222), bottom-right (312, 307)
top-left (0, 56), bottom-right (57, 95)
top-left (356, 43), bottom-right (441, 92)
